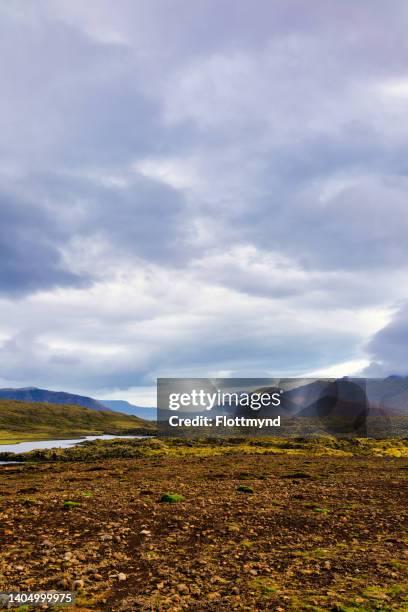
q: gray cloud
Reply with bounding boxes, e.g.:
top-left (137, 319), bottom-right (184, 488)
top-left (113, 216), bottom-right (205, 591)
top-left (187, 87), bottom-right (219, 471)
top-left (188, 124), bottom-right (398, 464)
top-left (0, 187), bottom-right (86, 295)
top-left (0, 166), bottom-right (193, 294)
top-left (1, 1), bottom-right (408, 392)
top-left (0, 286), bottom-right (361, 394)
top-left (365, 305), bottom-right (408, 376)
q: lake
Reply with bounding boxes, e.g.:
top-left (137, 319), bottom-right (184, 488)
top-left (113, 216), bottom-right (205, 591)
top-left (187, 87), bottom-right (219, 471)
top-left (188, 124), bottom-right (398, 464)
top-left (0, 434), bottom-right (144, 463)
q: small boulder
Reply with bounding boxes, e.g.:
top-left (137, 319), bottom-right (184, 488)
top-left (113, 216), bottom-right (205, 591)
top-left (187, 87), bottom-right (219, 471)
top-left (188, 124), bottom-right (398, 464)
top-left (237, 485), bottom-right (254, 494)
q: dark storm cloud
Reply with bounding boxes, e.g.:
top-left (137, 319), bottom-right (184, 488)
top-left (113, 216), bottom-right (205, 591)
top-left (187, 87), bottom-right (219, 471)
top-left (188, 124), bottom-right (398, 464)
top-left (365, 305), bottom-right (408, 376)
top-left (0, 168), bottom-right (191, 295)
top-left (0, 188), bottom-right (85, 295)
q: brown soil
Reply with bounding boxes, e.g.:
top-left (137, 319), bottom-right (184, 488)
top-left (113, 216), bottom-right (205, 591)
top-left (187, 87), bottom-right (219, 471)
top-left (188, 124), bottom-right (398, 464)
top-left (0, 453), bottom-right (407, 611)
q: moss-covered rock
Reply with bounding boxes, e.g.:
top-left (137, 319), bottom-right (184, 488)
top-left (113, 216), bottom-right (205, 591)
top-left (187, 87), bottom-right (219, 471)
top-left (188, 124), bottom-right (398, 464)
top-left (237, 485), bottom-right (254, 493)
top-left (63, 500), bottom-right (81, 510)
top-left (160, 493), bottom-right (185, 503)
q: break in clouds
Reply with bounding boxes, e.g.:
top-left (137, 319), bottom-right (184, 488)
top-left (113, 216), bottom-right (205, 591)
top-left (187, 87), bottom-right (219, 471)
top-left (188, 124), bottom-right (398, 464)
top-left (1, 0), bottom-right (408, 399)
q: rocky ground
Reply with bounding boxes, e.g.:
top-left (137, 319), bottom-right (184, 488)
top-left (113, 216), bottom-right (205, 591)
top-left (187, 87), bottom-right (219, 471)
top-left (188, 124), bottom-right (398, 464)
top-left (0, 444), bottom-right (407, 611)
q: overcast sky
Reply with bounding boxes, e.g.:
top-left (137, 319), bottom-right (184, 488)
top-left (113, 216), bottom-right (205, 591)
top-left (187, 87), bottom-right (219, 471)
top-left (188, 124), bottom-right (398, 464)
top-left (1, 1), bottom-right (408, 405)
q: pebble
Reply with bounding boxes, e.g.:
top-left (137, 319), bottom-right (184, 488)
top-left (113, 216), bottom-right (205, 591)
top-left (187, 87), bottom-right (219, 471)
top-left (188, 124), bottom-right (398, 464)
top-left (73, 579), bottom-right (84, 590)
top-left (207, 592), bottom-right (220, 601)
top-left (100, 534), bottom-right (113, 541)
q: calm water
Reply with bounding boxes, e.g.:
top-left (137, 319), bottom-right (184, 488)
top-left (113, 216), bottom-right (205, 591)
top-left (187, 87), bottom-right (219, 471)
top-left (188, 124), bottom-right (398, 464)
top-left (0, 434), bottom-right (143, 463)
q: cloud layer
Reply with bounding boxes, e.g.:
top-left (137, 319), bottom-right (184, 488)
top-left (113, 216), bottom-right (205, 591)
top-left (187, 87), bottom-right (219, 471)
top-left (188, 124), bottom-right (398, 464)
top-left (1, 1), bottom-right (408, 398)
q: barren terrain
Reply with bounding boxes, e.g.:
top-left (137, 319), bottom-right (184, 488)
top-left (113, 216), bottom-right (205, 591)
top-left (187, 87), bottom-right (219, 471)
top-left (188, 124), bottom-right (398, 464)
top-left (0, 439), bottom-right (407, 610)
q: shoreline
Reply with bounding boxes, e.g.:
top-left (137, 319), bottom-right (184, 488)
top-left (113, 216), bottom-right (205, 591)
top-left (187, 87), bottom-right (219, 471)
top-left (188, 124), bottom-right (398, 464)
top-left (0, 429), bottom-right (156, 445)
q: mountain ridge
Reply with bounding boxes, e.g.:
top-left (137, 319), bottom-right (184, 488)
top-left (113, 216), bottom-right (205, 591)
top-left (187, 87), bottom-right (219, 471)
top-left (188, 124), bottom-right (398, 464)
top-left (0, 387), bottom-right (107, 411)
top-left (99, 400), bottom-right (156, 420)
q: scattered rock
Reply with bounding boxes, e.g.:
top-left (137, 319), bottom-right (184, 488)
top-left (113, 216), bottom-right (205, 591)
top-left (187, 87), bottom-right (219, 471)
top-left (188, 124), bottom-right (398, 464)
top-left (73, 579), bottom-right (84, 590)
top-left (140, 529), bottom-right (151, 536)
top-left (100, 533), bottom-right (113, 541)
top-left (63, 501), bottom-right (81, 510)
top-left (237, 485), bottom-right (254, 493)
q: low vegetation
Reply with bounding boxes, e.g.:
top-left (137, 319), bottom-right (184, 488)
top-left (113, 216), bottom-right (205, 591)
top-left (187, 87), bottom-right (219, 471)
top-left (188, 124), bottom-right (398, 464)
top-left (160, 493), bottom-right (185, 503)
top-left (63, 501), bottom-right (81, 510)
top-left (1, 434), bottom-right (408, 462)
top-left (0, 399), bottom-right (155, 443)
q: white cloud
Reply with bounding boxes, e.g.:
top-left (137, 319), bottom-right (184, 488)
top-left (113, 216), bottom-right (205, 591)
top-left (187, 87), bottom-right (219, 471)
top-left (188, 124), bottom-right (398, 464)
top-left (1, 0), bottom-right (408, 395)
top-left (302, 359), bottom-right (370, 378)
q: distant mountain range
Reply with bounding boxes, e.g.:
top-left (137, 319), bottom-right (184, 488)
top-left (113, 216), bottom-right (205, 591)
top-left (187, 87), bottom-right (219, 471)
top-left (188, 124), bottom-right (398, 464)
top-left (1, 377), bottom-right (407, 427)
top-left (99, 400), bottom-right (156, 421)
top-left (0, 387), bottom-right (156, 421)
top-left (0, 387), bottom-right (105, 411)
top-left (253, 377), bottom-right (408, 417)
top-left (291, 377), bottom-right (408, 417)
top-left (0, 398), bottom-right (154, 440)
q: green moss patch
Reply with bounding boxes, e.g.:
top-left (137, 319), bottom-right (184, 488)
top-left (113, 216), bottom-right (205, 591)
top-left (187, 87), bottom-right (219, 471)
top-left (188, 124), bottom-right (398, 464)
top-left (160, 493), bottom-right (185, 503)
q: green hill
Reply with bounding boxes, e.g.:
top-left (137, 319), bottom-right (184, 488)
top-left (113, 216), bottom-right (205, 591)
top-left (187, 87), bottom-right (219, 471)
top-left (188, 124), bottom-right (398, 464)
top-left (0, 399), bottom-right (155, 443)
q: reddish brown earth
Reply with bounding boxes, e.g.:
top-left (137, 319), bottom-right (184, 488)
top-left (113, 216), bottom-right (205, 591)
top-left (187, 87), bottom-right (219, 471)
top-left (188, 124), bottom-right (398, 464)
top-left (0, 453), bottom-right (407, 611)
